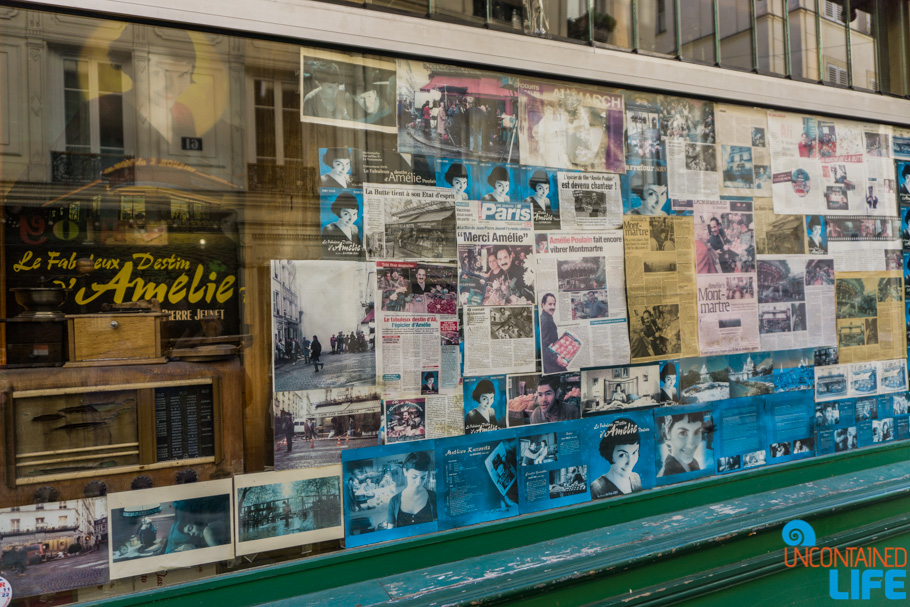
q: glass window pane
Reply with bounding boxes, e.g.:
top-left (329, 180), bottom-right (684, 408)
top-left (282, 85), bottom-right (300, 110)
top-left (489, 0), bottom-right (525, 30)
top-left (98, 62), bottom-right (124, 94)
top-left (788, 2), bottom-right (820, 80)
top-left (718, 0), bottom-right (753, 70)
top-left (850, 7), bottom-right (877, 90)
top-left (821, 2), bottom-right (848, 85)
top-left (63, 58), bottom-right (88, 90)
top-left (64, 90), bottom-right (90, 147)
top-left (432, 0), bottom-right (486, 24)
top-left (255, 107), bottom-right (276, 159)
top-left (680, 0), bottom-right (715, 63)
top-left (99, 94), bottom-right (124, 150)
top-left (875, 0), bottom-right (909, 96)
top-left (639, 0), bottom-right (677, 54)
top-left (254, 79), bottom-right (274, 107)
top-left (592, 0), bottom-right (632, 47)
top-left (366, 0), bottom-right (428, 16)
top-left (755, 0), bottom-right (786, 75)
top-left (283, 109), bottom-right (302, 161)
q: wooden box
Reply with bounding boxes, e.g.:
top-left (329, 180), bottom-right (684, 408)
top-left (66, 312), bottom-right (167, 366)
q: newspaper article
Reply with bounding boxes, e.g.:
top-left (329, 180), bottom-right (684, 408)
top-left (363, 184), bottom-right (456, 260)
top-left (753, 197), bottom-right (806, 255)
top-left (456, 199), bottom-right (535, 306)
top-left (535, 231), bottom-right (630, 374)
top-left (756, 255), bottom-right (836, 351)
top-left (715, 104), bottom-right (772, 197)
top-left (666, 138), bottom-right (720, 200)
top-left (768, 111), bottom-right (823, 214)
top-left (834, 271), bottom-right (906, 363)
top-left (693, 199), bottom-right (760, 355)
top-left (464, 305), bottom-right (536, 376)
top-left (382, 394), bottom-right (464, 442)
top-left (624, 216), bottom-right (700, 362)
top-left (555, 171), bottom-right (623, 230)
top-left (519, 78), bottom-right (625, 173)
top-left (375, 261), bottom-right (458, 395)
top-left (829, 240), bottom-right (901, 273)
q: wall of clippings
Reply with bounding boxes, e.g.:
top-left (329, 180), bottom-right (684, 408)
top-left (0, 7), bottom-right (909, 603)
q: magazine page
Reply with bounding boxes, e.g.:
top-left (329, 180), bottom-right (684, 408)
top-left (516, 419), bottom-right (590, 513)
top-left (715, 104), bottom-right (772, 198)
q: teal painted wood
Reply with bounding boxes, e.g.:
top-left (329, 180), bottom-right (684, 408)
top-left (255, 461), bottom-right (910, 607)
top-left (79, 444), bottom-right (909, 607)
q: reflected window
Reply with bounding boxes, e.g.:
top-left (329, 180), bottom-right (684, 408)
top-left (680, 0), bottom-right (715, 64)
top-left (640, 0), bottom-right (677, 54)
top-left (252, 78), bottom-right (302, 165)
top-left (61, 57), bottom-right (125, 156)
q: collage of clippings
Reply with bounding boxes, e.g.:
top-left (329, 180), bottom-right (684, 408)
top-left (9, 50), bottom-right (905, 597)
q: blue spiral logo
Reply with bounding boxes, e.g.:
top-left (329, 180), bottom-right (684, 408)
top-left (782, 519), bottom-right (816, 547)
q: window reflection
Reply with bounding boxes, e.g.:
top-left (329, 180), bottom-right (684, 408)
top-left (679, 0), bottom-right (716, 64)
top-left (639, 0), bottom-right (677, 55)
top-left (718, 0), bottom-right (753, 71)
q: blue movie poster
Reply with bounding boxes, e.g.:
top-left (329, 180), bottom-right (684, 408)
top-left (815, 398), bottom-right (857, 456)
top-left (772, 348), bottom-right (815, 393)
top-left (436, 157), bottom-right (476, 202)
top-left (714, 397), bottom-right (767, 474)
top-left (728, 353), bottom-right (773, 399)
top-left (436, 429), bottom-right (519, 529)
top-left (520, 166), bottom-right (560, 229)
top-left (318, 147), bottom-right (361, 188)
top-left (477, 162), bottom-right (520, 203)
top-left (653, 403), bottom-right (715, 486)
top-left (680, 355), bottom-right (730, 403)
top-left (342, 441), bottom-right (438, 548)
top-left (585, 411), bottom-right (656, 500)
top-left (320, 188), bottom-right (364, 260)
top-left (897, 159), bottom-right (910, 205)
top-left (463, 375), bottom-right (508, 434)
top-left (516, 419), bottom-right (589, 513)
top-left (892, 392), bottom-right (910, 440)
top-left (764, 391), bottom-right (816, 464)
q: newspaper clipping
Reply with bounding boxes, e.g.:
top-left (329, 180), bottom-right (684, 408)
top-left (666, 138), bottom-right (720, 200)
top-left (464, 305), bottom-right (536, 376)
top-left (753, 197), bottom-right (807, 255)
top-left (556, 172), bottom-right (623, 230)
top-left (456, 200), bottom-right (535, 306)
top-left (756, 256), bottom-right (836, 351)
top-left (693, 199), bottom-right (760, 355)
top-left (624, 216), bottom-right (700, 362)
top-left (715, 104), bottom-right (772, 198)
top-left (834, 271), bottom-right (906, 363)
top-left (375, 261), bottom-right (458, 394)
top-left (518, 78), bottom-right (625, 173)
top-left (535, 231), bottom-right (630, 374)
top-left (363, 185), bottom-right (456, 260)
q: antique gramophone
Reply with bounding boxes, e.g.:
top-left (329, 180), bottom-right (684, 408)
top-left (2, 282), bottom-right (71, 367)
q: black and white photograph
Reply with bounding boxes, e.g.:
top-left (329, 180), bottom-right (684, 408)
top-left (489, 306), bottom-right (534, 340)
top-left (380, 195), bottom-right (456, 260)
top-left (0, 498), bottom-right (108, 597)
top-left (581, 364), bottom-right (661, 413)
top-left (557, 257), bottom-right (607, 291)
top-left (272, 260), bottom-right (375, 393)
top-left (805, 259), bottom-right (834, 286)
top-left (815, 402), bottom-right (840, 427)
top-left (643, 257), bottom-right (678, 273)
top-left (757, 259), bottom-right (805, 303)
top-left (572, 190), bottom-right (607, 218)
top-left (273, 386), bottom-right (382, 471)
top-left (721, 145), bottom-right (753, 188)
top-left (629, 304), bottom-right (682, 359)
top-left (548, 466), bottom-right (588, 499)
top-left (834, 427), bottom-right (858, 452)
top-left (743, 450), bottom-right (766, 468)
top-left (686, 142), bottom-right (717, 172)
top-left (235, 467), bottom-right (343, 556)
top-left (717, 456), bottom-right (741, 472)
top-left (301, 49), bottom-right (397, 133)
top-left (570, 290), bottom-right (609, 320)
top-left (751, 127), bottom-right (766, 147)
top-left (649, 217), bottom-right (676, 251)
top-left (519, 432), bottom-right (558, 465)
top-left (107, 480), bottom-right (234, 579)
top-left (770, 441), bottom-right (792, 458)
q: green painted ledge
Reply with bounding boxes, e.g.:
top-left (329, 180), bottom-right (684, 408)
top-left (83, 442), bottom-right (910, 607)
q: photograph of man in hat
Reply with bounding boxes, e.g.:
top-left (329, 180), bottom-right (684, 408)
top-left (442, 162), bottom-right (471, 201)
top-left (322, 192), bottom-right (362, 249)
top-left (321, 148), bottom-right (355, 188)
top-left (481, 166), bottom-right (513, 202)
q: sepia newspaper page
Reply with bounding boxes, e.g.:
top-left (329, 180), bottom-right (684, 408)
top-left (834, 270), bottom-right (906, 363)
top-left (624, 216), bottom-right (700, 363)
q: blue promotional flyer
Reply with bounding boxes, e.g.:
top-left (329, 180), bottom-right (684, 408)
top-left (515, 419), bottom-right (588, 513)
top-left (653, 403), bottom-right (715, 486)
top-left (463, 374), bottom-right (508, 434)
top-left (585, 410), bottom-right (656, 500)
top-left (815, 398), bottom-right (858, 456)
top-left (436, 429), bottom-right (519, 530)
top-left (342, 441), bottom-right (438, 548)
top-left (714, 396), bottom-right (767, 474)
top-left (763, 390), bottom-right (816, 464)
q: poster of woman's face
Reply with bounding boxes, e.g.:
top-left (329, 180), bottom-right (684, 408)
top-left (342, 443), bottom-right (438, 548)
top-left (654, 406), bottom-right (714, 485)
